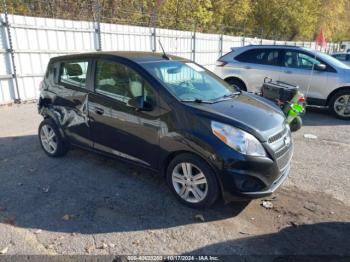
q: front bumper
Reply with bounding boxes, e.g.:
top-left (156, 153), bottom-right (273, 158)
top-left (221, 164), bottom-right (291, 201)
top-left (219, 138), bottom-right (293, 201)
top-left (232, 164), bottom-right (290, 198)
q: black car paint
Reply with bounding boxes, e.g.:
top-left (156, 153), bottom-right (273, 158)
top-left (38, 52), bottom-right (292, 200)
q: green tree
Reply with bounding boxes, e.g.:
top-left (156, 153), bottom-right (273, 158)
top-left (315, 0), bottom-right (349, 41)
top-left (2, 0), bottom-right (350, 41)
top-left (157, 0), bottom-right (214, 31)
top-left (212, 0), bottom-right (252, 35)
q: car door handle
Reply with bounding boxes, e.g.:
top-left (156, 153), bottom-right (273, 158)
top-left (244, 66), bottom-right (251, 69)
top-left (95, 107), bottom-right (104, 115)
top-left (284, 70), bottom-right (292, 74)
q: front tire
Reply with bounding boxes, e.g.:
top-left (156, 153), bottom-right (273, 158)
top-left (166, 153), bottom-right (220, 208)
top-left (329, 90), bottom-right (350, 120)
top-left (38, 119), bottom-right (68, 157)
top-left (289, 116), bottom-right (302, 132)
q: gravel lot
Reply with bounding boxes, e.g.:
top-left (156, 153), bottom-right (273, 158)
top-left (0, 103), bottom-right (349, 256)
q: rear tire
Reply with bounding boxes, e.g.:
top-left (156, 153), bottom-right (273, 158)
top-left (38, 118), bottom-right (68, 157)
top-left (329, 89), bottom-right (350, 120)
top-left (225, 78), bottom-right (247, 91)
top-left (166, 153), bottom-right (220, 208)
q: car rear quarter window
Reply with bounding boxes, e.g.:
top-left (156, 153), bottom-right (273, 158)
top-left (235, 49), bottom-right (280, 66)
top-left (59, 61), bottom-right (88, 88)
top-left (218, 50), bottom-right (235, 61)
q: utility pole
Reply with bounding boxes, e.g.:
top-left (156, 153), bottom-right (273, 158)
top-left (151, 0), bottom-right (162, 52)
top-left (94, 0), bottom-right (101, 51)
top-left (2, 0), bottom-right (21, 103)
top-left (192, 23), bottom-right (197, 62)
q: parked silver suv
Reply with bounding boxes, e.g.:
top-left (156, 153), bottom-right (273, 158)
top-left (214, 45), bottom-right (350, 119)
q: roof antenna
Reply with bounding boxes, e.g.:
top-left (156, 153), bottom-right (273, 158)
top-left (158, 40), bottom-right (171, 60)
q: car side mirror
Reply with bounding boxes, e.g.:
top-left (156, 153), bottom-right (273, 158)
top-left (128, 96), bottom-right (153, 111)
top-left (315, 63), bottom-right (327, 71)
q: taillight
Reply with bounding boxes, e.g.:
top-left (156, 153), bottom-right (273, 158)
top-left (298, 96), bottom-right (305, 103)
top-left (216, 60), bottom-right (227, 67)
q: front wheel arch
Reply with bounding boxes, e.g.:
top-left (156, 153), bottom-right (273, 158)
top-left (161, 150), bottom-right (224, 197)
top-left (165, 152), bottom-right (221, 207)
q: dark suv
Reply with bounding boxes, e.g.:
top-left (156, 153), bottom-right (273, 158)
top-left (38, 52), bottom-right (293, 208)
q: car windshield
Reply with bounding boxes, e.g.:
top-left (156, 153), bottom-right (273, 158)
top-left (316, 51), bottom-right (350, 69)
top-left (141, 61), bottom-right (236, 102)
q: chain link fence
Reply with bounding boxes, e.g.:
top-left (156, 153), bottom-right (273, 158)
top-left (0, 0), bottom-right (342, 104)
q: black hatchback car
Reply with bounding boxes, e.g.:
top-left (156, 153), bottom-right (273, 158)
top-left (38, 52), bottom-right (293, 208)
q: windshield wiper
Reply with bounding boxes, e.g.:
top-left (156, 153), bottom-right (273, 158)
top-left (211, 91), bottom-right (241, 102)
top-left (223, 91), bottom-right (241, 98)
top-left (180, 98), bottom-right (213, 104)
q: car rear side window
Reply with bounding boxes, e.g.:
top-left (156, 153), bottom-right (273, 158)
top-left (95, 59), bottom-right (155, 104)
top-left (235, 49), bottom-right (280, 66)
top-left (59, 61), bottom-right (88, 88)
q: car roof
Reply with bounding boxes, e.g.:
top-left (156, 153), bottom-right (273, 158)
top-left (49, 51), bottom-right (189, 63)
top-left (233, 45), bottom-right (307, 51)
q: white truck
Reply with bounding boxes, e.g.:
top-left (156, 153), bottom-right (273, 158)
top-left (340, 41), bottom-right (350, 52)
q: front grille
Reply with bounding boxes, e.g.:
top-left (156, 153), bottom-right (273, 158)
top-left (275, 144), bottom-right (289, 158)
top-left (268, 128), bottom-right (287, 143)
top-left (276, 144), bottom-right (293, 171)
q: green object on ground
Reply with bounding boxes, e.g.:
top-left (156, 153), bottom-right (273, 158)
top-left (288, 103), bottom-right (304, 117)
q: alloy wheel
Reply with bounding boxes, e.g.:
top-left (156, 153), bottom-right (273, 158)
top-left (40, 124), bottom-right (58, 154)
top-left (334, 95), bottom-right (350, 117)
top-left (171, 162), bottom-right (208, 203)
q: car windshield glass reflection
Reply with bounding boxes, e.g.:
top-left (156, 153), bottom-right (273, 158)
top-left (142, 61), bottom-right (236, 102)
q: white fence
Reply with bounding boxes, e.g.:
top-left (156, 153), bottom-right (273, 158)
top-left (0, 13), bottom-right (340, 104)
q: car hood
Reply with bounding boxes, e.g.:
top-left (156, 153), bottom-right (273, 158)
top-left (186, 93), bottom-right (286, 141)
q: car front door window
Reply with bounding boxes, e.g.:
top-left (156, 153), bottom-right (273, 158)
top-left (283, 51), bottom-right (321, 70)
top-left (95, 59), bottom-right (155, 105)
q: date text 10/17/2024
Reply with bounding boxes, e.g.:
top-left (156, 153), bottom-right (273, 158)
top-left (126, 256), bottom-right (220, 261)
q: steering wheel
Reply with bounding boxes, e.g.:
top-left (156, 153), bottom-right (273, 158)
top-left (178, 80), bottom-right (195, 89)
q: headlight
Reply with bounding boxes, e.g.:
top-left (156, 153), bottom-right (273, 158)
top-left (285, 122), bottom-right (290, 131)
top-left (211, 121), bottom-right (266, 157)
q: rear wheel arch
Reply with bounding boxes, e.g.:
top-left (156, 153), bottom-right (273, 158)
top-left (224, 77), bottom-right (247, 91)
top-left (42, 112), bottom-right (67, 142)
top-left (38, 97), bottom-right (52, 109)
top-left (38, 118), bottom-right (68, 157)
top-left (327, 86), bottom-right (350, 119)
